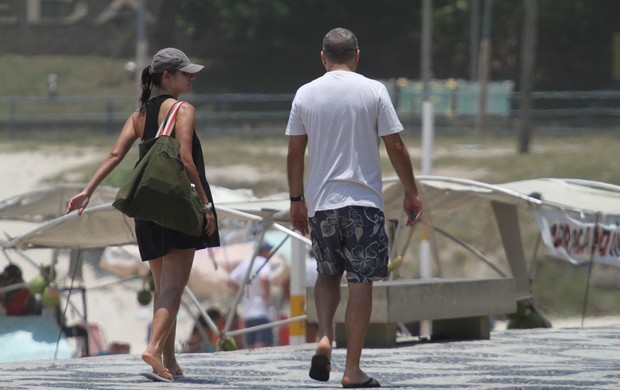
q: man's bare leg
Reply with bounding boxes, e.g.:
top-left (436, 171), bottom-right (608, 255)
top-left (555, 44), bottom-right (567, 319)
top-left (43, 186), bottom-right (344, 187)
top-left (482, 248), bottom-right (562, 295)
top-left (314, 273), bottom-right (341, 358)
top-left (309, 273), bottom-right (341, 381)
top-left (341, 281), bottom-right (373, 387)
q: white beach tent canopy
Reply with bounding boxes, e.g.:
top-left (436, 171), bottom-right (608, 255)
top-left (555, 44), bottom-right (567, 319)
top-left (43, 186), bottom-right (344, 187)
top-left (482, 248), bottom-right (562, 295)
top-left (0, 184), bottom-right (118, 222)
top-left (500, 178), bottom-right (620, 215)
top-left (384, 176), bottom-right (620, 298)
top-left (4, 178), bottom-right (620, 253)
top-left (0, 185), bottom-right (299, 302)
top-left (3, 177), bottom-right (620, 351)
top-left (385, 176), bottom-right (620, 217)
top-left (0, 185), bottom-right (292, 250)
top-left (3, 178), bottom-right (620, 298)
top-left (0, 184), bottom-right (298, 355)
top-left (2, 203), bottom-right (137, 250)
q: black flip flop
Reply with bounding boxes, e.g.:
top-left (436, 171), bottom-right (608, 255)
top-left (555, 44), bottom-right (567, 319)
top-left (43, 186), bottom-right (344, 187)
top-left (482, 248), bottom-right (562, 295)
top-left (309, 354), bottom-right (331, 382)
top-left (342, 377), bottom-right (381, 388)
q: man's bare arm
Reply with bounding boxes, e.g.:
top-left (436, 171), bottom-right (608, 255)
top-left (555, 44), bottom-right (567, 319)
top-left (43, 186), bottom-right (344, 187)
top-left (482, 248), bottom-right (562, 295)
top-left (383, 133), bottom-right (423, 226)
top-left (287, 135), bottom-right (309, 234)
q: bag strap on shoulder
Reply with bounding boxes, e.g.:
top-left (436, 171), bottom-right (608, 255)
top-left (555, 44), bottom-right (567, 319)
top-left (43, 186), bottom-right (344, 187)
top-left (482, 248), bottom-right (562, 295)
top-left (155, 102), bottom-right (174, 136)
top-left (155, 101), bottom-right (185, 138)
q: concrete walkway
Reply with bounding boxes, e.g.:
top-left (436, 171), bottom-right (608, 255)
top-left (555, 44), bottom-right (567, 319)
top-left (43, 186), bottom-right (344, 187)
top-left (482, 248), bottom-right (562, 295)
top-left (2, 325), bottom-right (620, 389)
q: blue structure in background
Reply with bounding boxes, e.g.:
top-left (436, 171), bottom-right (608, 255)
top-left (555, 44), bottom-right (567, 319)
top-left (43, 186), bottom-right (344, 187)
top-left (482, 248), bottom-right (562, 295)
top-left (383, 79), bottom-right (514, 118)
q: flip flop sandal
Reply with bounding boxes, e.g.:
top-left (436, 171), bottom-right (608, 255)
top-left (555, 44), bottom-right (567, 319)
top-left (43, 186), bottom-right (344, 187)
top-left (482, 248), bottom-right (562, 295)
top-left (342, 377), bottom-right (381, 388)
top-left (309, 354), bottom-right (331, 382)
top-left (140, 369), bottom-right (173, 383)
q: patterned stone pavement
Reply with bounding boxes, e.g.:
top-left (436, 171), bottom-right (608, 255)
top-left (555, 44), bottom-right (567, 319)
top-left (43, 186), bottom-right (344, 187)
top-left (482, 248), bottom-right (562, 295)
top-left (1, 325), bottom-right (620, 389)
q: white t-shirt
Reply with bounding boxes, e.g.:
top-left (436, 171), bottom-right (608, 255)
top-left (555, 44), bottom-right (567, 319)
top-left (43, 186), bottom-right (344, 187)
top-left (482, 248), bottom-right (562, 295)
top-left (229, 257), bottom-right (272, 319)
top-left (285, 70), bottom-right (403, 216)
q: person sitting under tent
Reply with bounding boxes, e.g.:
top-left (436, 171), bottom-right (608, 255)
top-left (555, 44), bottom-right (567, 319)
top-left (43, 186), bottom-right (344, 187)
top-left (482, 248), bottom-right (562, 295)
top-left (182, 308), bottom-right (226, 353)
top-left (0, 264), bottom-right (38, 316)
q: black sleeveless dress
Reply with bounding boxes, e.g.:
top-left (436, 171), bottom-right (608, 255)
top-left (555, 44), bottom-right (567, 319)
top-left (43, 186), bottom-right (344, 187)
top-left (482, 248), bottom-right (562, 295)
top-left (134, 95), bottom-right (220, 261)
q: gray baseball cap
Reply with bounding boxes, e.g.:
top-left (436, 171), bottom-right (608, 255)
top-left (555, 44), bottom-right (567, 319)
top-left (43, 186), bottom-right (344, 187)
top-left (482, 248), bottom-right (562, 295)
top-left (150, 47), bottom-right (204, 74)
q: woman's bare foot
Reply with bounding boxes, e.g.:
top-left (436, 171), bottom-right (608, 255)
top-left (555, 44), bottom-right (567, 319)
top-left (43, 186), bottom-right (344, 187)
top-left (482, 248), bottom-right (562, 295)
top-left (163, 356), bottom-right (183, 377)
top-left (171, 365), bottom-right (183, 377)
top-left (142, 349), bottom-right (173, 381)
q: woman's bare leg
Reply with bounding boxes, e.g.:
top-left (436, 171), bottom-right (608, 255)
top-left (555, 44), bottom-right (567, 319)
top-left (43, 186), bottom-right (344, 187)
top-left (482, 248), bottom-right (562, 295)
top-left (142, 248), bottom-right (195, 380)
top-left (144, 259), bottom-right (167, 375)
top-left (163, 320), bottom-right (182, 376)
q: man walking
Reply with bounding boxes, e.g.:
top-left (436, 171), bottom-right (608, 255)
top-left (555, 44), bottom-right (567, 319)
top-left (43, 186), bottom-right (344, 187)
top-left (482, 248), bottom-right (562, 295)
top-left (286, 27), bottom-right (422, 388)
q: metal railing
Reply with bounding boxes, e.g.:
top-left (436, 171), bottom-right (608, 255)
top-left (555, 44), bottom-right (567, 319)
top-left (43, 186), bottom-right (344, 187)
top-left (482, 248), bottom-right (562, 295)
top-left (0, 93), bottom-right (294, 134)
top-left (1, 90), bottom-right (619, 135)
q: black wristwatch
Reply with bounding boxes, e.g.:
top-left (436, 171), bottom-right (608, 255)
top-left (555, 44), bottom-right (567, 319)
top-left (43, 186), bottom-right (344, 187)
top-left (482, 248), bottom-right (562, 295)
top-left (290, 194), bottom-right (305, 202)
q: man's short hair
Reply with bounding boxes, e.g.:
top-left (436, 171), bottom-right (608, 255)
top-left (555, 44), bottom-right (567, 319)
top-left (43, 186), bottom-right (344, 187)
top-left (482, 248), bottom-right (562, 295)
top-left (322, 27), bottom-right (358, 64)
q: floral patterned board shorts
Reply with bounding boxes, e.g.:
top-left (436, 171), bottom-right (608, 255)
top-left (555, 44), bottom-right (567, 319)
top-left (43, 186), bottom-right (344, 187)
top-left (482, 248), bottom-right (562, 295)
top-left (309, 206), bottom-right (389, 283)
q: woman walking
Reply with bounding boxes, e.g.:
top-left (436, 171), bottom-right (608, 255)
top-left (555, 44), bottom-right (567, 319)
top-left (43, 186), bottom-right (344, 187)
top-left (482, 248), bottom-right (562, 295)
top-left (66, 48), bottom-right (220, 382)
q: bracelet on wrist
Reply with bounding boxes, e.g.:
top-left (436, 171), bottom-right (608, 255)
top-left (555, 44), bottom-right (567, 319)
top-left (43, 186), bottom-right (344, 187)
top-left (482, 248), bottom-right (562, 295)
top-left (203, 202), bottom-right (213, 211)
top-left (289, 194), bottom-right (304, 202)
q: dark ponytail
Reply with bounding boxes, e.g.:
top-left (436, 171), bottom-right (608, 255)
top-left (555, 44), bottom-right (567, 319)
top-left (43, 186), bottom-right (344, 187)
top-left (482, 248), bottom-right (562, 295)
top-left (138, 66), bottom-right (165, 114)
top-left (138, 66), bottom-right (152, 114)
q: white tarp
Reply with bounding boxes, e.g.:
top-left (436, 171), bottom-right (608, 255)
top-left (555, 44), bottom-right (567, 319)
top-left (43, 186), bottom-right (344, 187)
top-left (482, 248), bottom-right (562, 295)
top-left (0, 185), bottom-right (118, 222)
top-left (499, 178), bottom-right (620, 216)
top-left (382, 175), bottom-right (537, 221)
top-left (388, 176), bottom-right (620, 219)
top-left (2, 203), bottom-right (137, 250)
top-left (4, 178), bottom-right (620, 264)
top-left (384, 176), bottom-right (620, 266)
top-left (499, 178), bottom-right (620, 265)
top-left (0, 186), bottom-right (290, 250)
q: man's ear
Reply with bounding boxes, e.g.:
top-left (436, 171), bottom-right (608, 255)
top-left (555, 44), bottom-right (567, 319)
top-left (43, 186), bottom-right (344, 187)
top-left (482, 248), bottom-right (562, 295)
top-left (320, 51), bottom-right (327, 66)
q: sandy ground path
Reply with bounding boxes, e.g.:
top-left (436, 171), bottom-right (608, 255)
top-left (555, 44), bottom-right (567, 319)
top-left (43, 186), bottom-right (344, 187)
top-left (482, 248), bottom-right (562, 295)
top-left (0, 148), bottom-right (101, 241)
top-left (0, 150), bottom-right (98, 200)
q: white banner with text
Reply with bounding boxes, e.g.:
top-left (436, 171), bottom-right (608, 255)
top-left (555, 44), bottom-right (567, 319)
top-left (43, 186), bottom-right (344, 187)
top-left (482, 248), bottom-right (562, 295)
top-left (535, 207), bottom-right (620, 266)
